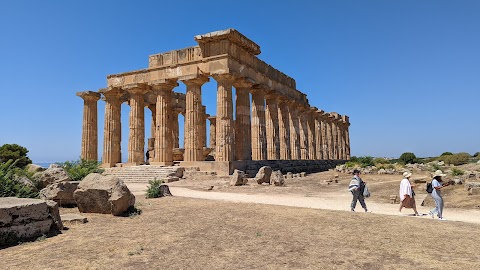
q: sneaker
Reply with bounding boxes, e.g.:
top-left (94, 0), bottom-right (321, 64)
top-left (351, 208), bottom-right (355, 212)
top-left (439, 217), bottom-right (447, 221)
top-left (364, 209), bottom-right (368, 213)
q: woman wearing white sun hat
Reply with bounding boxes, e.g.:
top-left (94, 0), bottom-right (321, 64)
top-left (398, 171), bottom-right (419, 216)
top-left (429, 170), bottom-right (451, 220)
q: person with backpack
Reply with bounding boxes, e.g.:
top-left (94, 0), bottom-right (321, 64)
top-left (429, 170), bottom-right (451, 220)
top-left (398, 171), bottom-right (419, 216)
top-left (349, 169), bottom-right (368, 212)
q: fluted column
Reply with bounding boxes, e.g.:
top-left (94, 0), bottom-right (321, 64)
top-left (298, 107), bottom-right (309, 160)
top-left (77, 91), bottom-right (101, 161)
top-left (325, 114), bottom-right (335, 160)
top-left (172, 109), bottom-right (180, 148)
top-left (314, 112), bottom-right (323, 160)
top-left (214, 74), bottom-right (235, 162)
top-left (288, 102), bottom-right (300, 160)
top-left (208, 116), bottom-right (216, 149)
top-left (148, 104), bottom-right (156, 139)
top-left (343, 115), bottom-right (351, 160)
top-left (200, 105), bottom-right (207, 148)
top-left (182, 76), bottom-right (209, 161)
top-left (251, 88), bottom-right (267, 160)
top-left (318, 110), bottom-right (330, 160)
top-left (330, 113), bottom-right (339, 160)
top-left (125, 84), bottom-right (148, 165)
top-left (337, 116), bottom-right (345, 160)
top-left (233, 79), bottom-right (253, 161)
top-left (99, 87), bottom-right (124, 167)
top-left (277, 97), bottom-right (291, 160)
top-left (150, 80), bottom-right (177, 165)
top-left (307, 107), bottom-right (317, 160)
top-left (265, 92), bottom-right (280, 160)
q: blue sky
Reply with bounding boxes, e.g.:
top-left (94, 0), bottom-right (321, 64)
top-left (1, 0), bottom-right (479, 163)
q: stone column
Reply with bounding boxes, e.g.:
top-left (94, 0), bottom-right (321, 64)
top-left (148, 104), bottom-right (156, 139)
top-left (314, 112), bottom-right (323, 160)
top-left (172, 109), bottom-right (180, 148)
top-left (125, 84), bottom-right (148, 165)
top-left (265, 92), bottom-right (280, 160)
top-left (199, 106), bottom-right (206, 149)
top-left (150, 80), bottom-right (177, 165)
top-left (251, 88), bottom-right (267, 160)
top-left (298, 106), bottom-right (309, 160)
top-left (344, 115), bottom-right (351, 160)
top-left (318, 110), bottom-right (330, 160)
top-left (277, 97), bottom-right (291, 160)
top-left (76, 91), bottom-right (101, 161)
top-left (99, 87), bottom-right (123, 167)
top-left (233, 79), bottom-right (253, 161)
top-left (208, 116), bottom-right (216, 149)
top-left (213, 74), bottom-right (235, 162)
top-left (307, 107), bottom-right (317, 160)
top-left (288, 102), bottom-right (300, 160)
top-left (337, 115), bottom-right (345, 160)
top-left (182, 75), bottom-right (209, 161)
top-left (330, 113), bottom-right (339, 160)
top-left (325, 113), bottom-right (335, 160)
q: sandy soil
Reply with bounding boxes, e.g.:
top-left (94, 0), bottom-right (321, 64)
top-left (2, 170), bottom-right (479, 269)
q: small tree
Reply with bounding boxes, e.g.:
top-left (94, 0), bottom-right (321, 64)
top-left (441, 152), bottom-right (453, 156)
top-left (399, 152), bottom-right (417, 164)
top-left (0, 144), bottom-right (32, 169)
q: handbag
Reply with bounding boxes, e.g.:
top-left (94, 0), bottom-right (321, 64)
top-left (363, 184), bottom-right (370, 197)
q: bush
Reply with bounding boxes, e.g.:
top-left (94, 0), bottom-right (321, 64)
top-left (373, 158), bottom-right (389, 165)
top-left (0, 160), bottom-right (39, 198)
top-left (474, 152), bottom-right (480, 158)
top-left (344, 161), bottom-right (356, 168)
top-left (399, 152), bottom-right (418, 164)
top-left (451, 168), bottom-right (464, 176)
top-left (438, 152), bottom-right (471, 166)
top-left (0, 144), bottom-right (32, 169)
top-left (441, 152), bottom-right (453, 156)
top-left (146, 179), bottom-right (164, 198)
top-left (57, 159), bottom-right (104, 181)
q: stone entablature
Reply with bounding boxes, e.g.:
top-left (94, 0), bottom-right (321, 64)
top-left (77, 29), bottom-right (351, 173)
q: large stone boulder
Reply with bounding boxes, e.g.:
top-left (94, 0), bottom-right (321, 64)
top-left (40, 181), bottom-right (80, 206)
top-left (0, 198), bottom-right (62, 245)
top-left (33, 167), bottom-right (71, 189)
top-left (73, 173), bottom-right (135, 216)
top-left (26, 164), bottom-right (45, 174)
top-left (230, 169), bottom-right (248, 186)
top-left (13, 175), bottom-right (38, 192)
top-left (270, 170), bottom-right (285, 186)
top-left (255, 166), bottom-right (273, 185)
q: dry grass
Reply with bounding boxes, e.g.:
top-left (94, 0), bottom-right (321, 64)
top-left (2, 196), bottom-right (480, 270)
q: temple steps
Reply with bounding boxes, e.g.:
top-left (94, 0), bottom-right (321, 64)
top-left (102, 166), bottom-right (184, 184)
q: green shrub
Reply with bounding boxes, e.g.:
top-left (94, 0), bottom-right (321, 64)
top-left (474, 152), bottom-right (480, 157)
top-left (441, 152), bottom-right (453, 156)
top-left (373, 158), bottom-right (389, 165)
top-left (0, 160), bottom-right (39, 198)
top-left (57, 159), bottom-right (104, 181)
top-left (438, 152), bottom-right (471, 166)
top-left (0, 144), bottom-right (32, 169)
top-left (399, 152), bottom-right (418, 164)
top-left (146, 179), bottom-right (164, 198)
top-left (344, 161), bottom-right (356, 168)
top-left (355, 156), bottom-right (374, 167)
top-left (431, 163), bottom-right (442, 172)
top-left (451, 168), bottom-right (464, 176)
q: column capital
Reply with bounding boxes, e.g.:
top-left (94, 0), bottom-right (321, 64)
top-left (207, 116), bottom-right (216, 123)
top-left (76, 91), bottom-right (101, 102)
top-left (233, 77), bottom-right (255, 89)
top-left (180, 74), bottom-right (209, 87)
top-left (124, 83), bottom-right (149, 95)
top-left (149, 79), bottom-right (178, 92)
top-left (212, 73), bottom-right (236, 83)
top-left (265, 90), bottom-right (279, 100)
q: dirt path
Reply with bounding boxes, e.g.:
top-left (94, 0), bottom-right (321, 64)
top-left (128, 183), bottom-right (480, 224)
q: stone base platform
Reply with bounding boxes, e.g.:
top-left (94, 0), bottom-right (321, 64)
top-left (179, 160), bottom-right (346, 177)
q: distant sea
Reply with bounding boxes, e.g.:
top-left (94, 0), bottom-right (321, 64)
top-left (35, 162), bottom-right (55, 168)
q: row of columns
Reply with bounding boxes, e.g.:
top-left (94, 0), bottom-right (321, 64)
top-left (77, 74), bottom-right (350, 167)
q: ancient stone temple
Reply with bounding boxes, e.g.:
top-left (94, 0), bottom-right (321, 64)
top-left (77, 29), bottom-right (350, 175)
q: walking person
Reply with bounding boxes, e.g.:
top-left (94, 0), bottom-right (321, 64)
top-left (398, 171), bottom-right (419, 216)
top-left (349, 169), bottom-right (368, 212)
top-left (429, 170), bottom-right (451, 220)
